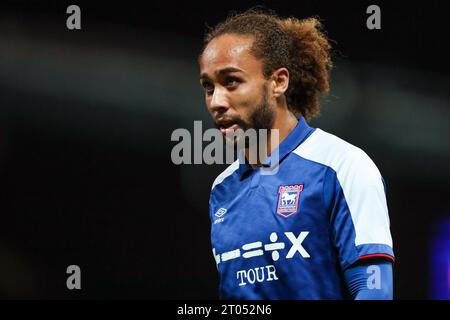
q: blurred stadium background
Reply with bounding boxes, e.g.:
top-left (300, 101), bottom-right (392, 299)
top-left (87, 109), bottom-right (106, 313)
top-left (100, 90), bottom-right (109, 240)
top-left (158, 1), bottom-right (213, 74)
top-left (0, 1), bottom-right (449, 299)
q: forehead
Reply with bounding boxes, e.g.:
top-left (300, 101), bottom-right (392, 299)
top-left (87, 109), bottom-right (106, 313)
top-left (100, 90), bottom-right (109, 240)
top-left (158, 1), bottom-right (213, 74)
top-left (199, 34), bottom-right (263, 77)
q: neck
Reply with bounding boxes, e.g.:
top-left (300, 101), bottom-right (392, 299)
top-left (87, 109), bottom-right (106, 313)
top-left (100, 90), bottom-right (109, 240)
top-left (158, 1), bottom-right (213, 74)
top-left (245, 107), bottom-right (298, 168)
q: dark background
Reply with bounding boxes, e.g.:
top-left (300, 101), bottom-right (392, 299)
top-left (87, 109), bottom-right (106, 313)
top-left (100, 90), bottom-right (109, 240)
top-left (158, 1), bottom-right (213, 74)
top-left (0, 0), bottom-right (449, 299)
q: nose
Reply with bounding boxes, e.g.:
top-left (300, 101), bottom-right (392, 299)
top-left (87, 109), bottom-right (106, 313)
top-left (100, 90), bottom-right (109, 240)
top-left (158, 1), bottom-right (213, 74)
top-left (208, 87), bottom-right (230, 114)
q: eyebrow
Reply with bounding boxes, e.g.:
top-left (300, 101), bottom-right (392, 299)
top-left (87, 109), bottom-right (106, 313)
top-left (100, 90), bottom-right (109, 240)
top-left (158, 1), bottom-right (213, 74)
top-left (200, 67), bottom-right (244, 80)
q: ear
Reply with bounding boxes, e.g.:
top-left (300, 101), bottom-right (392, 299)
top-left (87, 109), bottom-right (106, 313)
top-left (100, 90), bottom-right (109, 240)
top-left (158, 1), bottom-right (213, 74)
top-left (271, 67), bottom-right (289, 98)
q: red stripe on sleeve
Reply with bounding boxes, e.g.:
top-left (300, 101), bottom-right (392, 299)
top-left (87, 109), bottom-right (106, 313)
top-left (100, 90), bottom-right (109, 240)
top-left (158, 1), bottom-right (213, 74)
top-left (359, 253), bottom-right (395, 263)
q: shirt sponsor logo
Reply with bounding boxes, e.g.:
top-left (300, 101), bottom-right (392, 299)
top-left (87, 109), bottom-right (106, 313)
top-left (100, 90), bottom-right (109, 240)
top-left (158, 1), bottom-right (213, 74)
top-left (276, 184), bottom-right (304, 218)
top-left (213, 231), bottom-right (310, 287)
top-left (212, 231), bottom-right (310, 266)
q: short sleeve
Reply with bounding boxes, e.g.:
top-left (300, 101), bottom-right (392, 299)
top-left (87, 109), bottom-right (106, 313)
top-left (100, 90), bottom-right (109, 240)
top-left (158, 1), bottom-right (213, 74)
top-left (327, 149), bottom-right (395, 270)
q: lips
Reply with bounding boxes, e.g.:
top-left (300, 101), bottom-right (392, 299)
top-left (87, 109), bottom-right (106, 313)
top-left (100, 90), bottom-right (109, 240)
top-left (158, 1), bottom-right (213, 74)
top-left (216, 118), bottom-right (239, 134)
top-left (220, 123), bottom-right (238, 135)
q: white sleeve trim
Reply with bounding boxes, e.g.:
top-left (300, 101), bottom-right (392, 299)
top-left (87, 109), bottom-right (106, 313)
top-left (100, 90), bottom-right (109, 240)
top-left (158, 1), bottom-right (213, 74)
top-left (293, 129), bottom-right (393, 247)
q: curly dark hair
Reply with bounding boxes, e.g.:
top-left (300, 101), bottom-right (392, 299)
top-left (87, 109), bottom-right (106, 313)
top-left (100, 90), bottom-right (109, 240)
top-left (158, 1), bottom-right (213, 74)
top-left (201, 8), bottom-right (333, 120)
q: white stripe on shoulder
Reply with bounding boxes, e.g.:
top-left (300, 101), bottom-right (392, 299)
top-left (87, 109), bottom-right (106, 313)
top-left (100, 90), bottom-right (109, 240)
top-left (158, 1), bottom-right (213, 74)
top-left (293, 129), bottom-right (392, 247)
top-left (211, 160), bottom-right (240, 191)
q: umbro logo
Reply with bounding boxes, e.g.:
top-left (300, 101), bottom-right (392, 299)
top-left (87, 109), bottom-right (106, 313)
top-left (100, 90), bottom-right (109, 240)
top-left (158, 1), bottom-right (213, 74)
top-left (214, 208), bottom-right (227, 224)
top-left (215, 208), bottom-right (227, 218)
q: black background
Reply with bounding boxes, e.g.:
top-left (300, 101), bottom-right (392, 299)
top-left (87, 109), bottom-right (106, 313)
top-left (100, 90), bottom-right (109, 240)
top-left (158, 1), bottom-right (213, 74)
top-left (0, 0), bottom-right (449, 299)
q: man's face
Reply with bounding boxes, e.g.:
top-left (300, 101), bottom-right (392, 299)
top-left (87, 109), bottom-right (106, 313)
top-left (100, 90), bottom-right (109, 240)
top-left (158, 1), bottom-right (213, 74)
top-left (199, 34), bottom-right (275, 144)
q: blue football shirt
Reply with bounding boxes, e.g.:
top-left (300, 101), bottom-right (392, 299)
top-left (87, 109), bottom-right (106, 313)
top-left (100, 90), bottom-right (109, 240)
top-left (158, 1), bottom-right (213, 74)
top-left (209, 116), bottom-right (394, 299)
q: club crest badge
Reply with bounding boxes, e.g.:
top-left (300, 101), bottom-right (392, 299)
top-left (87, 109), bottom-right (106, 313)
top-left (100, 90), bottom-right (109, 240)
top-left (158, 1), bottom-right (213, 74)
top-left (276, 184), bottom-right (304, 218)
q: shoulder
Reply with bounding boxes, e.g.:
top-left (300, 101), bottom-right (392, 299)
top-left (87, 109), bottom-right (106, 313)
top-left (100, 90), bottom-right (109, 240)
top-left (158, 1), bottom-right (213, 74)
top-left (211, 159), bottom-right (240, 191)
top-left (292, 128), bottom-right (383, 183)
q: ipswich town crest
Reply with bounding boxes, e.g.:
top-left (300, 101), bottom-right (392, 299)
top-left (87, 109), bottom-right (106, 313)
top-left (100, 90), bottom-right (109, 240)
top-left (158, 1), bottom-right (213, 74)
top-left (276, 184), bottom-right (304, 218)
